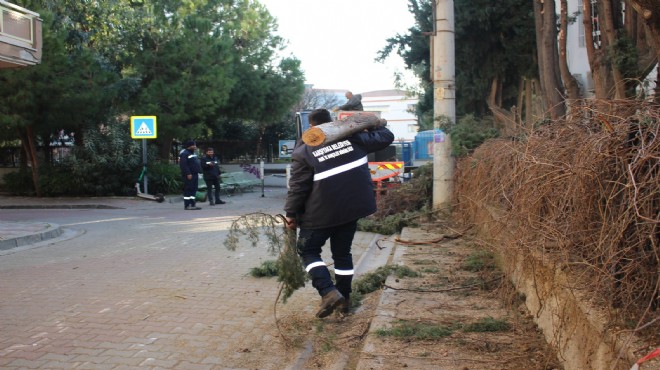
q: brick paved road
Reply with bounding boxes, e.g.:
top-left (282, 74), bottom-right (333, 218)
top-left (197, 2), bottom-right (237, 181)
top-left (0, 188), bottom-right (374, 369)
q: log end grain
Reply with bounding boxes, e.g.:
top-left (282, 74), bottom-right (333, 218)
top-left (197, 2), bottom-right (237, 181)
top-left (302, 127), bottom-right (325, 146)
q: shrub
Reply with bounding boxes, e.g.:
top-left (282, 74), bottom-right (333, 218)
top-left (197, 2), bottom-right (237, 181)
top-left (2, 170), bottom-right (33, 195)
top-left (4, 121), bottom-right (150, 196)
top-left (146, 163), bottom-right (182, 195)
top-left (441, 114), bottom-right (500, 157)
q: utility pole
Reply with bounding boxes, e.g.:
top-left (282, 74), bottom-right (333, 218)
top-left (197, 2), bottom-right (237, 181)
top-left (431, 0), bottom-right (456, 209)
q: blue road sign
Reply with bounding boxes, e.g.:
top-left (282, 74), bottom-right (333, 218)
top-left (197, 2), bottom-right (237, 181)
top-left (131, 116), bottom-right (157, 139)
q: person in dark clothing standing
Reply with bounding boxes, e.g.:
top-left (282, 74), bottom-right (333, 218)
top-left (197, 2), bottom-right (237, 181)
top-left (284, 108), bottom-right (394, 318)
top-left (201, 147), bottom-right (226, 206)
top-left (179, 140), bottom-right (202, 210)
top-left (338, 91), bottom-right (363, 111)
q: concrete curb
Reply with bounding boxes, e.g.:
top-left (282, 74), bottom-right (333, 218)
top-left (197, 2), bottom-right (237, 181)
top-left (354, 228), bottom-right (411, 369)
top-left (0, 205), bottom-right (122, 209)
top-left (0, 222), bottom-right (63, 251)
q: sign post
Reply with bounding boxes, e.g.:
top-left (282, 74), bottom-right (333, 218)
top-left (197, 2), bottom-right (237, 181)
top-left (130, 116), bottom-right (157, 195)
top-left (260, 159), bottom-right (265, 198)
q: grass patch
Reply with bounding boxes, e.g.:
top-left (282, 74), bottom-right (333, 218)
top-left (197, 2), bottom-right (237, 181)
top-left (461, 250), bottom-right (497, 272)
top-left (357, 210), bottom-right (420, 235)
top-left (353, 265), bottom-right (419, 295)
top-left (376, 320), bottom-right (454, 340)
top-left (347, 290), bottom-right (364, 310)
top-left (412, 259), bottom-right (434, 265)
top-left (463, 317), bottom-right (510, 332)
top-left (249, 260), bottom-right (278, 277)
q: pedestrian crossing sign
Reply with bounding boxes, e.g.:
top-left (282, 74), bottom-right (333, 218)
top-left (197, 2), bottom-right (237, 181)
top-left (130, 116), bottom-right (157, 139)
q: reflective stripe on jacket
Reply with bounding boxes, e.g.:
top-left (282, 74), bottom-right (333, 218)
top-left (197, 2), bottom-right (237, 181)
top-left (179, 149), bottom-right (202, 177)
top-left (284, 126), bottom-right (394, 229)
top-left (201, 155), bottom-right (221, 180)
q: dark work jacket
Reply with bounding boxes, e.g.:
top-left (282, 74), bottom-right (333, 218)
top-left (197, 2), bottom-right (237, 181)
top-left (200, 155), bottom-right (221, 180)
top-left (179, 148), bottom-right (202, 178)
top-left (284, 126), bottom-right (394, 229)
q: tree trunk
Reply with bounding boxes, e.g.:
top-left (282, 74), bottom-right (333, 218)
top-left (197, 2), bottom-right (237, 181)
top-left (525, 78), bottom-right (534, 127)
top-left (626, 0), bottom-right (656, 72)
top-left (17, 126), bottom-right (41, 197)
top-left (516, 79), bottom-right (524, 128)
top-left (629, 0), bottom-right (660, 102)
top-left (486, 77), bottom-right (516, 136)
top-left (559, 0), bottom-right (582, 101)
top-left (158, 133), bottom-right (174, 163)
top-left (583, 0), bottom-right (609, 99)
top-left (302, 113), bottom-right (386, 147)
top-left (533, 0), bottom-right (566, 119)
top-left (600, 0), bottom-right (627, 98)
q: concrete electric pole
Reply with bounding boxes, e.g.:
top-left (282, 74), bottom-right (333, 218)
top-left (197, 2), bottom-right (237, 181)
top-left (431, 0), bottom-right (456, 209)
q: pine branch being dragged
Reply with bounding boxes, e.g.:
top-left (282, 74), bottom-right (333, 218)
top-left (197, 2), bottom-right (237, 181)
top-left (224, 212), bottom-right (307, 303)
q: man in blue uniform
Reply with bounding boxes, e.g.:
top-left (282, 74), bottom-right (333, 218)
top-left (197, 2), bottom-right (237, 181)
top-left (201, 147), bottom-right (226, 206)
top-left (179, 140), bottom-right (202, 210)
top-left (284, 108), bottom-right (394, 318)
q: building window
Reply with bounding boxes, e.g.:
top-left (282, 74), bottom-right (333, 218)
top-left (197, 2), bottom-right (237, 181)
top-left (0, 6), bottom-right (34, 43)
top-left (577, 0), bottom-right (601, 48)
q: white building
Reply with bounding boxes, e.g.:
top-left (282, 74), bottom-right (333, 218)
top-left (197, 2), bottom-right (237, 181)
top-left (361, 89), bottom-right (419, 141)
top-left (308, 87), bottom-right (420, 141)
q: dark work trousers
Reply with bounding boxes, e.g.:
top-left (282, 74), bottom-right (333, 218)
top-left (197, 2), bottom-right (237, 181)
top-left (297, 220), bottom-right (358, 299)
top-left (204, 178), bottom-right (221, 203)
top-left (182, 174), bottom-right (199, 208)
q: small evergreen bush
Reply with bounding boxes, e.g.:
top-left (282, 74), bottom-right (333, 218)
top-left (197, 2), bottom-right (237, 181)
top-left (147, 163), bottom-right (182, 195)
top-left (2, 170), bottom-right (33, 195)
top-left (441, 114), bottom-right (500, 156)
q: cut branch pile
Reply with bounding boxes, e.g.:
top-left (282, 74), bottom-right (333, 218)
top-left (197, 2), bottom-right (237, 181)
top-left (454, 99), bottom-right (659, 338)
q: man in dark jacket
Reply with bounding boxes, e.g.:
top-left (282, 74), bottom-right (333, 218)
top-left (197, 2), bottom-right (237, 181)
top-left (284, 108), bottom-right (394, 318)
top-left (338, 91), bottom-right (363, 111)
top-left (179, 140), bottom-right (203, 210)
top-left (201, 147), bottom-right (226, 206)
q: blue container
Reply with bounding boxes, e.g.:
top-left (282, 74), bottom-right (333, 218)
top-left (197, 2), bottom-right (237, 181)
top-left (400, 141), bottom-right (413, 166)
top-left (414, 129), bottom-right (445, 160)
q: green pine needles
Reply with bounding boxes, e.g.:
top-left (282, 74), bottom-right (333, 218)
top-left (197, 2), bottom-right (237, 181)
top-left (224, 212), bottom-right (307, 303)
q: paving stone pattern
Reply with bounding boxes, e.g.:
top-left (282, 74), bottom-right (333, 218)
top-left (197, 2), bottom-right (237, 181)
top-left (0, 189), bottom-right (374, 369)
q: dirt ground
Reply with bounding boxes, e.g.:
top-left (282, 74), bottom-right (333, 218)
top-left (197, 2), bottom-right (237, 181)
top-left (271, 221), bottom-right (563, 369)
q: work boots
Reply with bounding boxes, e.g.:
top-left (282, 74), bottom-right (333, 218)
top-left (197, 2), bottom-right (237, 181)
top-left (316, 289), bottom-right (345, 318)
top-left (338, 298), bottom-right (350, 316)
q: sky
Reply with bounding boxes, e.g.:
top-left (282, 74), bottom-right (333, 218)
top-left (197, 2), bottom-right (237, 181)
top-left (259, 0), bottom-right (417, 94)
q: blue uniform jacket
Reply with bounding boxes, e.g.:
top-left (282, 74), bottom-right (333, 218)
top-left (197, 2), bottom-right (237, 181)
top-left (179, 148), bottom-right (202, 178)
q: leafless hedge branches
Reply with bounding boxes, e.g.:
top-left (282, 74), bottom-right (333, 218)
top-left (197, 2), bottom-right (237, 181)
top-left (455, 100), bottom-right (659, 336)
